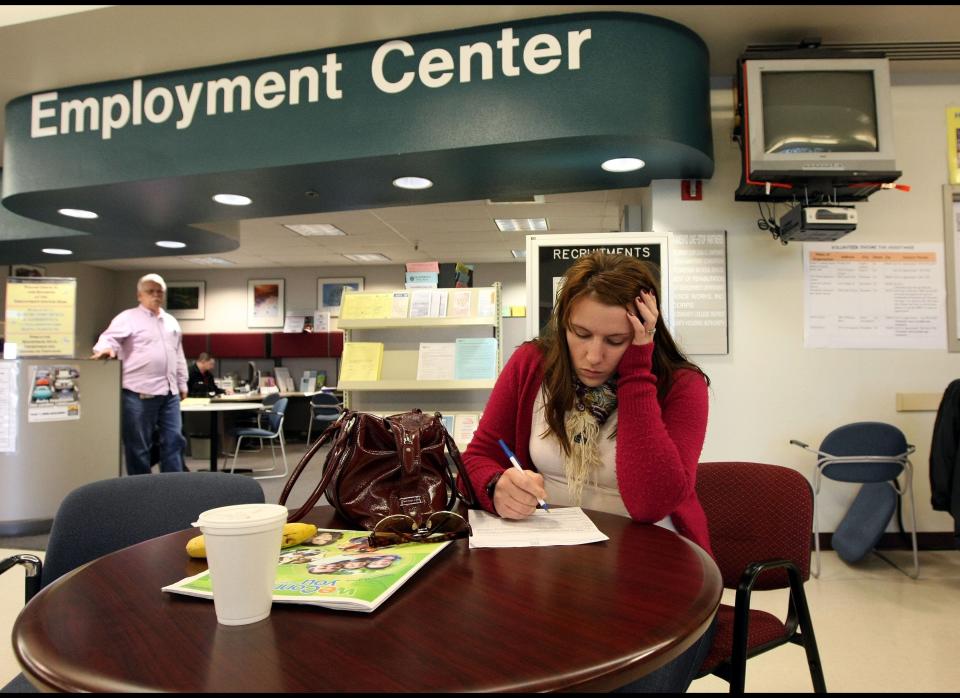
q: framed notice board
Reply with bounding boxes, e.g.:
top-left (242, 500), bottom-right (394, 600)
top-left (524, 233), bottom-right (668, 340)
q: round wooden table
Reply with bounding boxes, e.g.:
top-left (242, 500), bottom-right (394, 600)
top-left (13, 508), bottom-right (721, 692)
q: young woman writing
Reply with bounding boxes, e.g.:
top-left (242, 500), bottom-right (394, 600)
top-left (462, 251), bottom-right (714, 692)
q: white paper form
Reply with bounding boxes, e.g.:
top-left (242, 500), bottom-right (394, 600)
top-left (468, 507), bottom-right (609, 548)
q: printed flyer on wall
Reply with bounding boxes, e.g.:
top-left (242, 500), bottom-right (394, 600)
top-left (163, 528), bottom-right (451, 613)
top-left (27, 365), bottom-right (81, 422)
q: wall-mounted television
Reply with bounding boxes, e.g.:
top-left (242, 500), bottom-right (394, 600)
top-left (739, 54), bottom-right (899, 188)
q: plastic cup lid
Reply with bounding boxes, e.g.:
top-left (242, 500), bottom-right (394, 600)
top-left (193, 503), bottom-right (289, 530)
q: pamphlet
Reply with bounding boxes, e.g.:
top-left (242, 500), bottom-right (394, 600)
top-left (416, 343), bottom-right (456, 381)
top-left (163, 528), bottom-right (451, 613)
top-left (339, 342), bottom-right (384, 382)
top-left (454, 337), bottom-right (497, 380)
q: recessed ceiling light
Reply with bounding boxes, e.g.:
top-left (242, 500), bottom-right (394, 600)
top-left (343, 253), bottom-right (392, 262)
top-left (601, 157), bottom-right (646, 172)
top-left (392, 176), bottom-right (433, 190)
top-left (42, 248), bottom-right (73, 255)
top-left (181, 256), bottom-right (236, 266)
top-left (511, 250), bottom-right (527, 259)
top-left (58, 208), bottom-right (98, 219)
top-left (212, 193), bottom-right (252, 206)
top-left (495, 218), bottom-right (549, 232)
top-left (155, 240), bottom-right (186, 249)
top-left (283, 224), bottom-right (347, 237)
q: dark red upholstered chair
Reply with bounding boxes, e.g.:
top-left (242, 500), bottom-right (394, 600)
top-left (695, 461), bottom-right (827, 693)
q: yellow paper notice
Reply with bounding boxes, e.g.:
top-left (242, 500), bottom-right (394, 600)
top-left (4, 278), bottom-right (77, 357)
top-left (340, 293), bottom-right (394, 320)
top-left (339, 342), bottom-right (384, 382)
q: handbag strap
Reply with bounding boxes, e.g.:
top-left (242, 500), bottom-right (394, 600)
top-left (437, 414), bottom-right (477, 508)
top-left (280, 411), bottom-right (354, 522)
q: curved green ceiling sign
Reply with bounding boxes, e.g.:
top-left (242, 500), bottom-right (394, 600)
top-left (1, 11), bottom-right (713, 263)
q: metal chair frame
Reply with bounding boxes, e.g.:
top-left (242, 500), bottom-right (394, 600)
top-left (226, 399), bottom-right (289, 480)
top-left (791, 439), bottom-right (919, 579)
top-left (305, 392), bottom-right (343, 445)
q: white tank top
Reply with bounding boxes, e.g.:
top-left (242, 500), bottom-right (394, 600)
top-left (529, 389), bottom-right (676, 532)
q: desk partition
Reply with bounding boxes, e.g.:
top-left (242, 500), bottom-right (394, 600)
top-left (0, 359), bottom-right (121, 535)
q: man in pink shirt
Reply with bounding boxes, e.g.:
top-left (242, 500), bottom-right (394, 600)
top-left (92, 274), bottom-right (189, 475)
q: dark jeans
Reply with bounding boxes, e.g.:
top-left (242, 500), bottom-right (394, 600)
top-left (614, 616), bottom-right (717, 693)
top-left (121, 389), bottom-right (186, 475)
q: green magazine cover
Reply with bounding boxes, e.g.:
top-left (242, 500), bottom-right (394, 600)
top-left (163, 528), bottom-right (451, 613)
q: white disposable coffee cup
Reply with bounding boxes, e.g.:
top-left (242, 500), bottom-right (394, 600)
top-left (193, 503), bottom-right (289, 626)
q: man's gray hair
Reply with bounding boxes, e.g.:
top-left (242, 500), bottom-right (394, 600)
top-left (137, 273), bottom-right (167, 291)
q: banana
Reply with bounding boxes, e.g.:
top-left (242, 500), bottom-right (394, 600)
top-left (281, 523), bottom-right (318, 548)
top-left (185, 522), bottom-right (319, 559)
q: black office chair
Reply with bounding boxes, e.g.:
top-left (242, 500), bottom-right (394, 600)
top-left (305, 391), bottom-right (343, 444)
top-left (0, 472), bottom-right (266, 693)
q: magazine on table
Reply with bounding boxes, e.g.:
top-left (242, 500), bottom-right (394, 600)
top-left (163, 528), bottom-right (451, 613)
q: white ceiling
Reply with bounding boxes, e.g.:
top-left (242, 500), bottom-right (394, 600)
top-left (1, 5), bottom-right (958, 271)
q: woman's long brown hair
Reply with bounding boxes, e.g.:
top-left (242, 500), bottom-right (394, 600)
top-left (532, 251), bottom-right (709, 455)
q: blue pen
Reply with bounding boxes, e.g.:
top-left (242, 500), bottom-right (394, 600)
top-left (498, 439), bottom-right (549, 512)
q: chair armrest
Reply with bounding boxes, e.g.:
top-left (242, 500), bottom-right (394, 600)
top-left (1, 554), bottom-right (43, 604)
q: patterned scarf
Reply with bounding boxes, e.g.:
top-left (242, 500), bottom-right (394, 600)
top-left (563, 377), bottom-right (618, 503)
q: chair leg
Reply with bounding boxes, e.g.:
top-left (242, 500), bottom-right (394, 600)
top-left (812, 493), bottom-right (822, 579)
top-left (906, 473), bottom-right (920, 579)
top-left (786, 569), bottom-right (827, 692)
top-left (253, 434), bottom-right (289, 480)
top-left (228, 436), bottom-right (244, 474)
top-left (306, 418), bottom-right (313, 445)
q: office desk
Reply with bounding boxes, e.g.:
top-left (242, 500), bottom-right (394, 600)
top-left (13, 508), bottom-right (721, 692)
top-left (179, 400), bottom-right (262, 471)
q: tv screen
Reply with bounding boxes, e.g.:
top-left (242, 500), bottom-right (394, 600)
top-left (741, 56), bottom-right (898, 179)
top-left (761, 71), bottom-right (879, 155)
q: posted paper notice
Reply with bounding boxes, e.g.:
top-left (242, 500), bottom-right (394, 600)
top-left (803, 242), bottom-right (946, 349)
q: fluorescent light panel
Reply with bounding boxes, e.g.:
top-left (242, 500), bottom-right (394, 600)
top-left (495, 218), bottom-right (548, 232)
top-left (182, 256), bottom-right (236, 266)
top-left (283, 223), bottom-right (347, 237)
top-left (343, 253), bottom-right (391, 262)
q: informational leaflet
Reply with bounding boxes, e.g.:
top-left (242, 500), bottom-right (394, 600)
top-left (339, 342), bottom-right (384, 381)
top-left (27, 365), bottom-right (81, 422)
top-left (468, 507), bottom-right (609, 548)
top-left (803, 242), bottom-right (946, 349)
top-left (416, 343), bottom-right (455, 381)
top-left (453, 338), bottom-right (497, 380)
top-left (4, 277), bottom-right (77, 357)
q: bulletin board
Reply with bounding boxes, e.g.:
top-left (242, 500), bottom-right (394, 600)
top-left (943, 184), bottom-right (960, 352)
top-left (524, 233), bottom-right (668, 340)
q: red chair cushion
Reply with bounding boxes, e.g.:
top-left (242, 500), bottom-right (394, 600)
top-left (699, 604), bottom-right (790, 674)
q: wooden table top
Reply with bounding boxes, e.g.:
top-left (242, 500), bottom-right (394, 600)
top-left (13, 508), bottom-right (720, 692)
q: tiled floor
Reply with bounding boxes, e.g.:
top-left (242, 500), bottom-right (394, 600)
top-left (3, 444), bottom-right (959, 692)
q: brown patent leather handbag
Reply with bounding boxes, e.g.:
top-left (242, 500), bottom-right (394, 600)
top-left (280, 409), bottom-right (476, 530)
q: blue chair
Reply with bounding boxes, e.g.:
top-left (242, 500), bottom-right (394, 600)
top-left (0, 472), bottom-right (265, 692)
top-left (227, 397), bottom-right (289, 479)
top-left (791, 421), bottom-right (919, 578)
top-left (305, 391), bottom-right (342, 444)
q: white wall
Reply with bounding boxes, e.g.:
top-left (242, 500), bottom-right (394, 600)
top-left (88, 79), bottom-right (960, 535)
top-left (651, 80), bottom-right (960, 533)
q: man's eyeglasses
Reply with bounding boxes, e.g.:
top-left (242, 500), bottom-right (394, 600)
top-left (368, 511), bottom-right (471, 548)
top-left (141, 289), bottom-right (165, 295)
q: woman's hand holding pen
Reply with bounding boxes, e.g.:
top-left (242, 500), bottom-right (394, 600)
top-left (493, 468), bottom-right (548, 520)
top-left (626, 290), bottom-right (659, 346)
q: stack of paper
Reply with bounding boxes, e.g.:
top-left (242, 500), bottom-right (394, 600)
top-left (405, 261), bottom-right (440, 288)
top-left (340, 293), bottom-right (394, 320)
top-left (409, 289), bottom-right (448, 318)
top-left (416, 343), bottom-right (456, 381)
top-left (454, 338), bottom-right (497, 380)
top-left (467, 507), bottom-right (609, 548)
top-left (339, 342), bottom-right (384, 382)
top-left (274, 367), bottom-right (296, 392)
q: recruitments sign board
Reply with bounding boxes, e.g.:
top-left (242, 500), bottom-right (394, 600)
top-left (525, 234), bottom-right (668, 340)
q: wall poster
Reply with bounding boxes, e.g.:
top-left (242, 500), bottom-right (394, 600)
top-left (3, 276), bottom-right (76, 357)
top-left (524, 233), bottom-right (668, 340)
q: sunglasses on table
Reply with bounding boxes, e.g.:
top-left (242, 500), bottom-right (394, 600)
top-left (368, 511), bottom-right (472, 548)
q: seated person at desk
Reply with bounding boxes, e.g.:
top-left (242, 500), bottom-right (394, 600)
top-left (187, 352), bottom-right (232, 397)
top-left (462, 252), bottom-right (714, 693)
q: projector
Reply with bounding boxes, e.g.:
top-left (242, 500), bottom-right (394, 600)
top-left (778, 205), bottom-right (858, 242)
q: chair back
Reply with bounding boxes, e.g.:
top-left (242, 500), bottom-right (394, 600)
top-left (41, 472), bottom-right (265, 587)
top-left (819, 421), bottom-right (908, 482)
top-left (264, 397), bottom-right (288, 433)
top-left (310, 391), bottom-right (340, 408)
top-left (697, 461), bottom-right (813, 590)
top-left (261, 393), bottom-right (281, 407)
